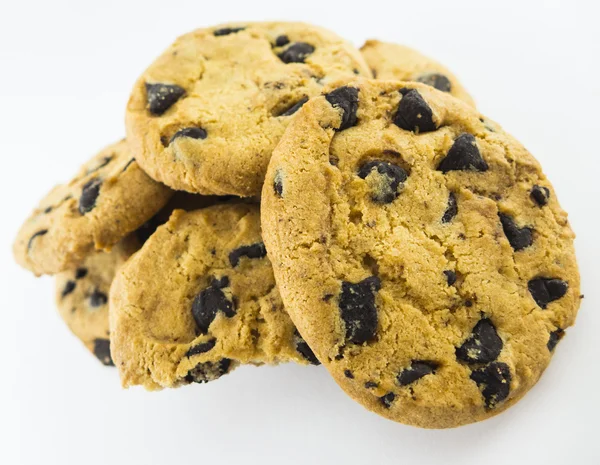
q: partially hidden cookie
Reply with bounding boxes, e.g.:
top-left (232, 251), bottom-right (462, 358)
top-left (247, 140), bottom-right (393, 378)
top-left (109, 204), bottom-right (319, 390)
top-left (261, 79), bottom-right (580, 428)
top-left (13, 140), bottom-right (173, 276)
top-left (55, 236), bottom-right (140, 366)
top-left (361, 40), bottom-right (475, 107)
top-left (125, 22), bottom-right (371, 197)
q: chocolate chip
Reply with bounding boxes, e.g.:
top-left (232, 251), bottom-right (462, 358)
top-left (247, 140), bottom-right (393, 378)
top-left (344, 370), bottom-right (354, 379)
top-left (325, 86), bottom-right (359, 131)
top-left (75, 268), bottom-right (88, 279)
top-left (44, 206), bottom-right (53, 214)
top-left (277, 96), bottom-right (308, 116)
top-left (547, 328), bottom-right (565, 351)
top-left (444, 270), bottom-right (457, 286)
top-left (531, 185), bottom-right (550, 206)
top-left (274, 35), bottom-right (290, 47)
top-left (61, 280), bottom-right (76, 298)
top-left (170, 127), bottom-right (208, 143)
top-left (294, 330), bottom-right (320, 365)
top-left (78, 178), bottom-right (102, 214)
top-left (145, 83), bottom-right (186, 116)
top-left (186, 338), bottom-right (217, 357)
top-left (185, 359), bottom-right (232, 383)
top-left (27, 230), bottom-right (48, 250)
top-left (415, 72), bottom-right (452, 93)
top-left (192, 277), bottom-right (236, 334)
top-left (528, 278), bottom-right (568, 309)
top-left (456, 318), bottom-right (503, 364)
top-left (365, 381), bottom-right (378, 389)
top-left (380, 392), bottom-right (396, 408)
top-left (442, 192), bottom-right (458, 223)
top-left (499, 213), bottom-right (533, 251)
top-left (358, 160), bottom-right (408, 203)
top-left (339, 276), bottom-right (381, 344)
top-left (393, 89), bottom-right (436, 133)
top-left (89, 289), bottom-right (108, 307)
top-left (278, 42), bottom-right (315, 63)
top-left (93, 339), bottom-right (114, 366)
top-left (397, 360), bottom-right (439, 386)
top-left (437, 134), bottom-right (488, 173)
top-left (213, 27), bottom-right (245, 36)
top-left (273, 171), bottom-right (284, 197)
top-left (470, 362), bottom-right (511, 409)
top-left (229, 242), bottom-right (267, 267)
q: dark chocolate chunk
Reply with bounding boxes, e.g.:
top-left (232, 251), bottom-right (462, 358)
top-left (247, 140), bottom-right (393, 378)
top-left (380, 392), bottom-right (396, 409)
top-left (358, 160), bottom-right (408, 203)
top-left (339, 276), bottom-right (381, 344)
top-left (278, 42), bottom-right (315, 63)
top-left (93, 339), bottom-right (114, 366)
top-left (437, 134), bottom-right (488, 173)
top-left (170, 127), bottom-right (208, 143)
top-left (344, 370), bottom-right (354, 379)
top-left (277, 96), bottom-right (309, 116)
top-left (213, 27), bottom-right (245, 36)
top-left (470, 362), bottom-right (511, 409)
top-left (185, 358), bottom-right (232, 383)
top-left (61, 280), bottom-right (76, 298)
top-left (365, 381), bottom-right (378, 389)
top-left (499, 213), bottom-right (533, 251)
top-left (75, 268), bottom-right (88, 279)
top-left (531, 185), bottom-right (550, 206)
top-left (397, 360), bottom-right (439, 386)
top-left (273, 171), bottom-right (284, 197)
top-left (27, 230), bottom-right (48, 250)
top-left (192, 277), bottom-right (236, 334)
top-left (145, 83), bottom-right (186, 116)
top-left (442, 192), bottom-right (458, 223)
top-left (547, 328), bottom-right (565, 352)
top-left (456, 318), bottom-right (503, 364)
top-left (229, 242), bottom-right (267, 267)
top-left (415, 72), bottom-right (452, 93)
top-left (294, 330), bottom-right (320, 365)
top-left (78, 178), bottom-right (102, 215)
top-left (89, 289), bottom-right (108, 307)
top-left (528, 278), bottom-right (568, 309)
top-left (444, 270), bottom-right (457, 286)
top-left (274, 35), bottom-right (290, 47)
top-left (325, 86), bottom-right (359, 131)
top-left (186, 338), bottom-right (217, 357)
top-left (393, 89), bottom-right (436, 133)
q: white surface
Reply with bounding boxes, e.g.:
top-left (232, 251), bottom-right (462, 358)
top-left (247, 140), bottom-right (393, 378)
top-left (1, 1), bottom-right (599, 464)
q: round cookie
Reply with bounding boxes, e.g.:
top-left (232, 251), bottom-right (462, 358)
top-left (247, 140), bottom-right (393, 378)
top-left (13, 140), bottom-right (173, 276)
top-left (361, 40), bottom-right (475, 106)
top-left (109, 204), bottom-right (319, 390)
top-left (261, 79), bottom-right (581, 428)
top-left (125, 22), bottom-right (371, 197)
top-left (55, 236), bottom-right (140, 366)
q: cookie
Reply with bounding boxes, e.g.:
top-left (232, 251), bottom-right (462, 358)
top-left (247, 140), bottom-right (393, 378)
top-left (261, 79), bottom-right (581, 428)
top-left (109, 204), bottom-right (319, 390)
top-left (125, 22), bottom-right (371, 197)
top-left (55, 236), bottom-right (140, 366)
top-left (361, 40), bottom-right (475, 106)
top-left (13, 140), bottom-right (173, 276)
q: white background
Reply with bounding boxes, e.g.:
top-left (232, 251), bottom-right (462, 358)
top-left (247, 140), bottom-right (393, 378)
top-left (1, 1), bottom-right (599, 464)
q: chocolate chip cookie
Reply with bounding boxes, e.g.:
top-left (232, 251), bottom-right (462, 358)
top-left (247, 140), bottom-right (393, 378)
top-left (55, 236), bottom-right (141, 366)
top-left (13, 139), bottom-right (173, 276)
top-left (125, 22), bottom-right (371, 197)
top-left (109, 204), bottom-right (319, 390)
top-left (361, 40), bottom-right (475, 106)
top-left (261, 78), bottom-right (580, 428)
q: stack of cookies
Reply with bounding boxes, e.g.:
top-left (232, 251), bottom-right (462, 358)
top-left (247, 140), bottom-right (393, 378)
top-left (13, 22), bottom-right (581, 429)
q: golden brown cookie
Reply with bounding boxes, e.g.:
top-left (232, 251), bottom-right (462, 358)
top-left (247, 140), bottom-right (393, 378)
top-left (13, 140), bottom-right (173, 275)
top-left (125, 22), bottom-right (371, 197)
top-left (109, 204), bottom-right (319, 390)
top-left (261, 78), bottom-right (580, 428)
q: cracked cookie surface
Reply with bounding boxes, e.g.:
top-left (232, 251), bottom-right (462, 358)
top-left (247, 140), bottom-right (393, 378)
top-left (361, 40), bottom-right (475, 106)
top-left (261, 78), bottom-right (580, 428)
top-left (109, 204), bottom-right (318, 390)
top-left (13, 140), bottom-right (173, 275)
top-left (125, 22), bottom-right (371, 197)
